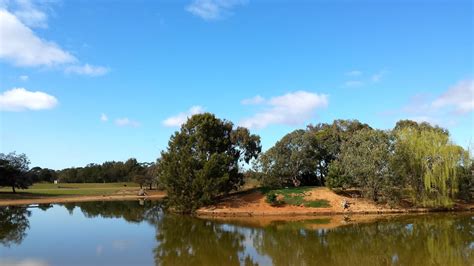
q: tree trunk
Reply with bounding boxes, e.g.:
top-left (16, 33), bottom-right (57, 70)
top-left (12, 186), bottom-right (16, 193)
top-left (149, 184), bottom-right (152, 190)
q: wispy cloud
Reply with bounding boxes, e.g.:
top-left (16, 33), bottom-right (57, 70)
top-left (163, 105), bottom-right (205, 127)
top-left (19, 74), bottom-right (29, 81)
top-left (241, 95), bottom-right (264, 105)
top-left (65, 64), bottom-right (110, 77)
top-left (383, 79), bottom-right (473, 127)
top-left (12, 0), bottom-right (49, 28)
top-left (239, 91), bottom-right (329, 129)
top-left (342, 69), bottom-right (387, 88)
top-left (432, 80), bottom-right (473, 114)
top-left (343, 80), bottom-right (364, 88)
top-left (0, 87), bottom-right (58, 111)
top-left (345, 70), bottom-right (362, 77)
top-left (371, 70), bottom-right (387, 83)
top-left (100, 113), bottom-right (108, 122)
top-left (186, 0), bottom-right (246, 21)
top-left (115, 118), bottom-right (140, 127)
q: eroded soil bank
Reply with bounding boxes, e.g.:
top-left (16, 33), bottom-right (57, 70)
top-left (197, 187), bottom-right (473, 217)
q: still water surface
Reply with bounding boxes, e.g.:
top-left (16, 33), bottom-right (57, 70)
top-left (0, 201), bottom-right (472, 266)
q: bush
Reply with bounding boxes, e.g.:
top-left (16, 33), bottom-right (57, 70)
top-left (265, 192), bottom-right (284, 206)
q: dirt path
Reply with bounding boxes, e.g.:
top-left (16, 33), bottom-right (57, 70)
top-left (0, 191), bottom-right (166, 206)
top-left (197, 187), bottom-right (473, 216)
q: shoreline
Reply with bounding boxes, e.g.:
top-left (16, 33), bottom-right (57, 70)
top-left (196, 207), bottom-right (473, 217)
top-left (0, 193), bottom-right (166, 207)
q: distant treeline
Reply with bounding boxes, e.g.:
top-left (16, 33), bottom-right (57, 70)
top-left (0, 154), bottom-right (158, 192)
top-left (56, 159), bottom-right (157, 185)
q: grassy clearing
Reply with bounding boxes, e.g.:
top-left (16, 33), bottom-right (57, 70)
top-left (260, 186), bottom-right (331, 208)
top-left (0, 182), bottom-right (140, 199)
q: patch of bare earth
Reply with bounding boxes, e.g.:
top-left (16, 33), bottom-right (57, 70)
top-left (197, 187), bottom-right (474, 216)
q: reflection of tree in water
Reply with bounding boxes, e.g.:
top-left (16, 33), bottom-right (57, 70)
top-left (0, 206), bottom-right (30, 247)
top-left (60, 200), bottom-right (163, 224)
top-left (154, 215), bottom-right (258, 266)
top-left (251, 214), bottom-right (473, 266)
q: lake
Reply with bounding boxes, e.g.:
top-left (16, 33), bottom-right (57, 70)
top-left (0, 200), bottom-right (472, 266)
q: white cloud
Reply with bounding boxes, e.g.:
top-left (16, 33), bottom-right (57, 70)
top-left (186, 0), bottom-right (246, 20)
top-left (65, 64), bottom-right (110, 77)
top-left (115, 118), bottom-right (140, 127)
top-left (163, 105), bottom-right (205, 127)
top-left (100, 113), bottom-right (108, 122)
top-left (0, 7), bottom-right (108, 77)
top-left (19, 74), bottom-right (29, 81)
top-left (345, 70), bottom-right (362, 77)
top-left (432, 80), bottom-right (473, 114)
top-left (241, 95), bottom-right (264, 105)
top-left (0, 87), bottom-right (58, 111)
top-left (239, 91), bottom-right (328, 129)
top-left (0, 9), bottom-right (76, 67)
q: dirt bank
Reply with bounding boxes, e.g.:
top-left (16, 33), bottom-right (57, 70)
top-left (197, 187), bottom-right (473, 217)
top-left (0, 190), bottom-right (166, 206)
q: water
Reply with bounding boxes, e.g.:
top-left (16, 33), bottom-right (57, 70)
top-left (0, 201), bottom-right (472, 266)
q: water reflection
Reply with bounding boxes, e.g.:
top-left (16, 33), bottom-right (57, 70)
top-left (0, 201), bottom-right (472, 266)
top-left (0, 206), bottom-right (30, 247)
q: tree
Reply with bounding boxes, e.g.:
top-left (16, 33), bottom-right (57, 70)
top-left (307, 119), bottom-right (371, 185)
top-left (0, 152), bottom-right (32, 193)
top-left (257, 120), bottom-right (371, 188)
top-left (326, 129), bottom-right (399, 202)
top-left (258, 130), bottom-right (316, 187)
top-left (159, 113), bottom-right (261, 213)
top-left (393, 126), bottom-right (469, 207)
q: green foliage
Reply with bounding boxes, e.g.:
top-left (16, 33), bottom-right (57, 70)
top-left (257, 120), bottom-right (371, 188)
top-left (457, 162), bottom-right (473, 202)
top-left (0, 152), bottom-right (32, 193)
top-left (57, 158), bottom-right (157, 184)
top-left (265, 193), bottom-right (280, 206)
top-left (393, 126), bottom-right (470, 207)
top-left (159, 113), bottom-right (261, 213)
top-left (327, 129), bottom-right (399, 203)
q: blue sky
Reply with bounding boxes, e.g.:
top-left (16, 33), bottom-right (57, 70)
top-left (0, 0), bottom-right (473, 169)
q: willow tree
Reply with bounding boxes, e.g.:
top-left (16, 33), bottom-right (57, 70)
top-left (394, 127), bottom-right (469, 207)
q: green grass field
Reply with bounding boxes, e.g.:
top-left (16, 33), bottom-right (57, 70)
top-left (0, 182), bottom-right (140, 199)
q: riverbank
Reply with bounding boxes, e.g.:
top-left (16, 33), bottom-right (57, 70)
top-left (0, 182), bottom-right (166, 206)
top-left (0, 191), bottom-right (166, 206)
top-left (197, 187), bottom-right (473, 217)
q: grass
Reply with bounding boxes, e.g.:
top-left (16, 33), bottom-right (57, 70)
top-left (0, 182), bottom-right (140, 199)
top-left (260, 186), bottom-right (331, 208)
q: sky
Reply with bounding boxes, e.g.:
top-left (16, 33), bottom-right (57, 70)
top-left (0, 0), bottom-right (473, 170)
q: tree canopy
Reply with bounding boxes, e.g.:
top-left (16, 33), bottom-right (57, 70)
top-left (159, 113), bottom-right (261, 213)
top-left (0, 152), bottom-right (32, 193)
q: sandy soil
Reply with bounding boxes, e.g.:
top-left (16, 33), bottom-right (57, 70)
top-left (0, 190), bottom-right (166, 206)
top-left (196, 187), bottom-right (474, 217)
